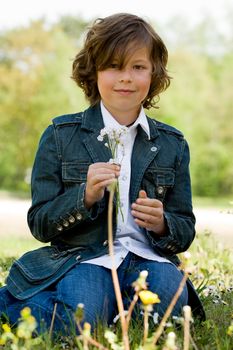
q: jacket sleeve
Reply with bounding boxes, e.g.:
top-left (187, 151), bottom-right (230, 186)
top-left (27, 125), bottom-right (103, 243)
top-left (147, 138), bottom-right (196, 255)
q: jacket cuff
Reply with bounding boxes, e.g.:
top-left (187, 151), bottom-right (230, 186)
top-left (54, 183), bottom-right (105, 233)
top-left (146, 212), bottom-right (180, 255)
top-left (78, 183), bottom-right (105, 220)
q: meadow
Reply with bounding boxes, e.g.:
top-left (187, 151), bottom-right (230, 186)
top-left (0, 229), bottom-right (232, 349)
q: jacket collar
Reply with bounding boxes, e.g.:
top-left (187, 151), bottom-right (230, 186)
top-left (81, 103), bottom-right (159, 141)
top-left (81, 104), bottom-right (105, 132)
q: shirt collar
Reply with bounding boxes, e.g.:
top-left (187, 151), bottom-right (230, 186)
top-left (100, 101), bottom-right (150, 140)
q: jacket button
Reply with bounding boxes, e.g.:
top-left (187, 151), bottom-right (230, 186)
top-left (157, 186), bottom-right (164, 195)
top-left (68, 215), bottom-right (75, 223)
top-left (151, 146), bottom-right (157, 152)
top-left (62, 220), bottom-right (69, 227)
top-left (56, 225), bottom-right (63, 232)
top-left (103, 240), bottom-right (108, 246)
top-left (76, 213), bottom-right (82, 221)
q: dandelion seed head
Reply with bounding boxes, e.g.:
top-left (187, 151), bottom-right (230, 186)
top-left (140, 270), bottom-right (148, 278)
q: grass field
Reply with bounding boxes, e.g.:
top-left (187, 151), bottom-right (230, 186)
top-left (0, 232), bottom-right (232, 349)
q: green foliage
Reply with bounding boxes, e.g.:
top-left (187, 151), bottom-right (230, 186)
top-left (0, 20), bottom-right (87, 191)
top-left (0, 14), bottom-right (233, 196)
top-left (150, 49), bottom-right (233, 197)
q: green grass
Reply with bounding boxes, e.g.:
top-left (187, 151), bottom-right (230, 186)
top-left (0, 236), bottom-right (43, 258)
top-left (0, 232), bottom-right (232, 349)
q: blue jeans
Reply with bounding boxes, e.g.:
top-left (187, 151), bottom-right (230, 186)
top-left (0, 252), bottom-right (188, 335)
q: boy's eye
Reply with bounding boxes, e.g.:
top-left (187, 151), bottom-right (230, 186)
top-left (109, 63), bottom-right (119, 69)
top-left (134, 65), bottom-right (145, 70)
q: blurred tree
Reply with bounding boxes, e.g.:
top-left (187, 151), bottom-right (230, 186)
top-left (55, 15), bottom-right (88, 45)
top-left (0, 12), bottom-right (233, 197)
top-left (0, 20), bottom-right (87, 192)
top-left (147, 7), bottom-right (233, 197)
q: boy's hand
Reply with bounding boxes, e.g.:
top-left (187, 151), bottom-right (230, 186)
top-left (131, 190), bottom-right (166, 236)
top-left (85, 162), bottom-right (120, 209)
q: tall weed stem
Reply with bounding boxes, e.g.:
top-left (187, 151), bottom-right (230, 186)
top-left (108, 186), bottom-right (129, 350)
top-left (153, 272), bottom-right (189, 345)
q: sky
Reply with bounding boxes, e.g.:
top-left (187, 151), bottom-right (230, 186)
top-left (0, 0), bottom-right (231, 31)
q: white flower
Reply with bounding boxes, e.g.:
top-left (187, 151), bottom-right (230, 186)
top-left (112, 310), bottom-right (128, 323)
top-left (153, 312), bottom-right (159, 324)
top-left (97, 126), bottom-right (129, 222)
top-left (97, 126), bottom-right (129, 163)
top-left (97, 135), bottom-right (103, 141)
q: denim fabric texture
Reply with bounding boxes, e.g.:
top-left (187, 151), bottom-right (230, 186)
top-left (2, 103), bottom-right (205, 326)
top-left (1, 253), bottom-right (188, 334)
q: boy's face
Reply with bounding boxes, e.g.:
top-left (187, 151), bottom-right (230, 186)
top-left (97, 46), bottom-right (152, 123)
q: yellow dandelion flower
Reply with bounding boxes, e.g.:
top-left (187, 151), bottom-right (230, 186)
top-left (0, 338), bottom-right (6, 345)
top-left (20, 307), bottom-right (31, 318)
top-left (2, 323), bottom-right (11, 333)
top-left (83, 322), bottom-right (91, 337)
top-left (139, 290), bottom-right (160, 305)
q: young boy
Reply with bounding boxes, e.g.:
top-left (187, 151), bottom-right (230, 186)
top-left (0, 13), bottom-right (205, 334)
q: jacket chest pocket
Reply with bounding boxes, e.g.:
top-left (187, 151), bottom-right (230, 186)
top-left (62, 162), bottom-right (89, 184)
top-left (142, 168), bottom-right (175, 202)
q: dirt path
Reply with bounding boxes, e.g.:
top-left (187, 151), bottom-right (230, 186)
top-left (0, 198), bottom-right (232, 248)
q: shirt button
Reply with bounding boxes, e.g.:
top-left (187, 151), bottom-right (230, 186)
top-left (116, 228), bottom-right (121, 234)
top-left (122, 175), bottom-right (127, 181)
top-left (76, 213), bottom-right (82, 221)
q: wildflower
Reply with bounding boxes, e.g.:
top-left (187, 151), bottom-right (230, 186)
top-left (153, 312), bottom-right (159, 325)
top-left (163, 331), bottom-right (178, 350)
top-left (183, 305), bottom-right (191, 319)
top-left (132, 270), bottom-right (148, 292)
top-left (97, 126), bottom-right (128, 164)
top-left (17, 308), bottom-right (37, 339)
top-left (180, 251), bottom-right (195, 274)
top-left (139, 290), bottom-right (160, 306)
top-left (20, 306), bottom-right (31, 318)
top-left (75, 303), bottom-right (85, 322)
top-left (105, 330), bottom-right (124, 350)
top-left (83, 322), bottom-right (91, 337)
top-left (113, 310), bottom-right (128, 324)
top-left (227, 321), bottom-right (233, 336)
top-left (0, 323), bottom-right (15, 346)
top-left (97, 126), bottom-right (129, 221)
top-left (2, 323), bottom-right (11, 333)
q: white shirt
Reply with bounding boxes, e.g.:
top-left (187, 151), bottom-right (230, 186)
top-left (82, 101), bottom-right (171, 268)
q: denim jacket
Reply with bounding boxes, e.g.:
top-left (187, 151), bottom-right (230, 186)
top-left (6, 104), bottom-right (205, 319)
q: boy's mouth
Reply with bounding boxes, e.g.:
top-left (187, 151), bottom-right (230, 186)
top-left (114, 89), bottom-right (135, 95)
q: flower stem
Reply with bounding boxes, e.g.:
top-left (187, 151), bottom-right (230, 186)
top-left (108, 187), bottom-right (129, 350)
top-left (152, 272), bottom-right (189, 346)
top-left (49, 302), bottom-right (57, 338)
top-left (126, 293), bottom-right (139, 331)
top-left (183, 306), bottom-right (191, 350)
top-left (143, 308), bottom-right (149, 345)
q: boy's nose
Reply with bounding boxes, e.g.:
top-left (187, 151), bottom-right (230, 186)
top-left (118, 69), bottom-right (132, 83)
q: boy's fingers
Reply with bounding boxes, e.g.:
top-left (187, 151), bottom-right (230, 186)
top-left (139, 190), bottom-right (147, 199)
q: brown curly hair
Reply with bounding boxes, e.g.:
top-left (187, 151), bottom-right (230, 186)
top-left (72, 13), bottom-right (171, 109)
